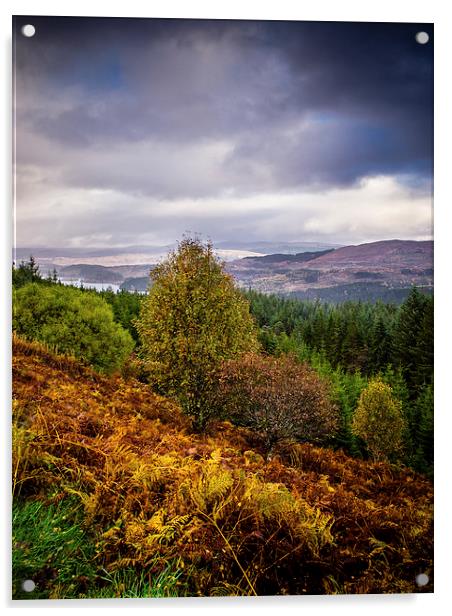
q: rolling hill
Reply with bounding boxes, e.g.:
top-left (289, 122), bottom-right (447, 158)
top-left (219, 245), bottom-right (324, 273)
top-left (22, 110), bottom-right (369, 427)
top-left (12, 336), bottom-right (433, 597)
top-left (58, 264), bottom-right (124, 284)
top-left (227, 239), bottom-right (433, 302)
top-left (19, 239), bottom-right (433, 301)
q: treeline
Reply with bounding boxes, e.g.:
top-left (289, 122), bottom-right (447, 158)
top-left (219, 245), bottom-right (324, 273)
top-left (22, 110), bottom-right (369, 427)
top-left (245, 289), bottom-right (433, 386)
top-left (288, 281), bottom-right (432, 304)
top-left (245, 289), bottom-right (433, 474)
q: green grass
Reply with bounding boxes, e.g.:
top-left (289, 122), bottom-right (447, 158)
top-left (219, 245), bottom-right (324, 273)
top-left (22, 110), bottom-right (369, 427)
top-left (83, 567), bottom-right (186, 599)
top-left (12, 497), bottom-right (98, 599)
top-left (12, 497), bottom-right (185, 600)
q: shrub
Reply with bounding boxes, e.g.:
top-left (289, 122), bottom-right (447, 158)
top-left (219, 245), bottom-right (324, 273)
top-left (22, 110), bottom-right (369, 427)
top-left (351, 379), bottom-right (406, 461)
top-left (136, 237), bottom-right (259, 429)
top-left (13, 283), bottom-right (134, 373)
top-left (218, 353), bottom-right (338, 453)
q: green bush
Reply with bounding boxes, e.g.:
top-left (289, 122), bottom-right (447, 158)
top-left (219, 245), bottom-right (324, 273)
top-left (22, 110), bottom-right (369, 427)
top-left (13, 283), bottom-right (134, 373)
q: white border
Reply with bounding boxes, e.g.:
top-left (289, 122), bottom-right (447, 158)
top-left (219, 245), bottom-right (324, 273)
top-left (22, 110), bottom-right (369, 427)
top-left (2, 1), bottom-right (451, 614)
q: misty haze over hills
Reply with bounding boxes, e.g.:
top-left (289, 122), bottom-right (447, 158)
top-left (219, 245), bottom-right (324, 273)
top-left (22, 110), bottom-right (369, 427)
top-left (14, 238), bottom-right (433, 304)
top-left (14, 240), bottom-right (341, 263)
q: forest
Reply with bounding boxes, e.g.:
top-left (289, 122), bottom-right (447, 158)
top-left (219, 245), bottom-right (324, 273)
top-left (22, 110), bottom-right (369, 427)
top-left (12, 240), bottom-right (433, 599)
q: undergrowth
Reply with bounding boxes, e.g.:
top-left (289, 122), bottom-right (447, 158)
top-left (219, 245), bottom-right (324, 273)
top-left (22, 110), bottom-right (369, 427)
top-left (12, 336), bottom-right (433, 597)
top-left (12, 497), bottom-right (183, 599)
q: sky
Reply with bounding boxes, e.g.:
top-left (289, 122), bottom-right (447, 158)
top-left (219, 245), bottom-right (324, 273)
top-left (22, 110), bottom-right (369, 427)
top-left (13, 16), bottom-right (434, 250)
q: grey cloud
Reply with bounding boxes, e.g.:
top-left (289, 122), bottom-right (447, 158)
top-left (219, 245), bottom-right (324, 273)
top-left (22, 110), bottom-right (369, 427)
top-left (13, 17), bottom-right (433, 248)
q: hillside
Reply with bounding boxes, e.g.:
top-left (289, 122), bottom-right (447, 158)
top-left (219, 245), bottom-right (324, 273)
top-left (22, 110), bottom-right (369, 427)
top-left (59, 264), bottom-right (124, 284)
top-left (12, 336), bottom-right (433, 597)
top-left (303, 239), bottom-right (433, 269)
top-left (241, 248), bottom-right (335, 265)
top-left (20, 239), bottom-right (433, 302)
top-left (227, 239), bottom-right (433, 301)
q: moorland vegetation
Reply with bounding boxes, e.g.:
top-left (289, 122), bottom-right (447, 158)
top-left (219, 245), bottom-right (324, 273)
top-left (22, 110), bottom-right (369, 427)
top-left (12, 238), bottom-right (434, 598)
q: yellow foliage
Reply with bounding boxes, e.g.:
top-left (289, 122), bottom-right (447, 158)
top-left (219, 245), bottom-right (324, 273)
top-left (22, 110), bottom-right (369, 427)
top-left (187, 459), bottom-right (234, 515)
top-left (352, 379), bottom-right (406, 460)
top-left (243, 476), bottom-right (294, 522)
top-left (12, 337), bottom-right (433, 596)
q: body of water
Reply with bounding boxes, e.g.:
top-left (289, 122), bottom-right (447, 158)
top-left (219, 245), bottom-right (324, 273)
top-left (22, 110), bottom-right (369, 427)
top-left (59, 278), bottom-right (121, 293)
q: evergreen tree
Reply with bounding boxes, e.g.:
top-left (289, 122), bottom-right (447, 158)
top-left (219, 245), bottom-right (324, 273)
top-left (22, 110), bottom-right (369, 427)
top-left (258, 325), bottom-right (278, 354)
top-left (414, 297), bottom-right (434, 389)
top-left (369, 316), bottom-right (392, 373)
top-left (342, 319), bottom-right (367, 372)
top-left (411, 384), bottom-right (434, 474)
top-left (392, 287), bottom-right (428, 393)
top-left (12, 255), bottom-right (42, 288)
top-left (330, 316), bottom-right (346, 368)
top-left (331, 368), bottom-right (367, 456)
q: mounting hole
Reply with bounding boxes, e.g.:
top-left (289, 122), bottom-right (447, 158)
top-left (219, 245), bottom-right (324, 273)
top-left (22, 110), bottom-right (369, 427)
top-left (21, 24), bottom-right (36, 38)
top-left (415, 573), bottom-right (429, 587)
top-left (22, 579), bottom-right (36, 592)
top-left (415, 31), bottom-right (429, 45)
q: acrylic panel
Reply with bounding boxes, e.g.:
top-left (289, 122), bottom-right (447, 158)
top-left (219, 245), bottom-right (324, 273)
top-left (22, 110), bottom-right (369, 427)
top-left (12, 16), bottom-right (433, 599)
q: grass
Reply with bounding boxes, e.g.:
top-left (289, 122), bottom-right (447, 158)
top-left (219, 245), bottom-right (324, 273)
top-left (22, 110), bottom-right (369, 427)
top-left (12, 497), bottom-right (184, 600)
top-left (12, 497), bottom-right (97, 599)
top-left (83, 566), bottom-right (186, 599)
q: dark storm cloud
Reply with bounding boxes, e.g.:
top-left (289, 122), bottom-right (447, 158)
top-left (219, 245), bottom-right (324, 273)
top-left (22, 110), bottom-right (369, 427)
top-left (13, 16), bottom-right (433, 248)
top-left (14, 17), bottom-right (433, 196)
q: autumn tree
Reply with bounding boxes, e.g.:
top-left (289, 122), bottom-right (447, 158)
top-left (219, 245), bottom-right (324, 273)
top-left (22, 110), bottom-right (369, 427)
top-left (218, 353), bottom-right (338, 454)
top-left (136, 237), bottom-right (259, 429)
top-left (351, 379), bottom-right (406, 461)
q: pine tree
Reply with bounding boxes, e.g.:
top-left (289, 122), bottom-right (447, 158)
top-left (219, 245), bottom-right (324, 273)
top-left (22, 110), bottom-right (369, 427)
top-left (12, 255), bottom-right (42, 288)
top-left (411, 384), bottom-right (434, 474)
top-left (369, 316), bottom-right (392, 373)
top-left (342, 319), bottom-right (366, 372)
top-left (414, 297), bottom-right (434, 389)
top-left (392, 287), bottom-right (428, 393)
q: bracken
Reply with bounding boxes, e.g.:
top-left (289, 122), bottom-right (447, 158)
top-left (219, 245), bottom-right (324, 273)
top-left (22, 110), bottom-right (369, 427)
top-left (12, 336), bottom-right (433, 597)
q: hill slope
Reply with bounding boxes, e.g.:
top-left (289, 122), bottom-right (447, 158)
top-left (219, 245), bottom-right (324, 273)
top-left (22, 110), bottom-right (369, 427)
top-left (58, 264), bottom-right (124, 283)
top-left (227, 239), bottom-right (433, 301)
top-left (12, 337), bottom-right (433, 597)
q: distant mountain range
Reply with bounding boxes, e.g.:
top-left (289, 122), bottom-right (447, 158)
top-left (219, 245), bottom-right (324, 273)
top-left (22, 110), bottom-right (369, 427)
top-left (16, 239), bottom-right (433, 303)
top-left (227, 239), bottom-right (433, 302)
